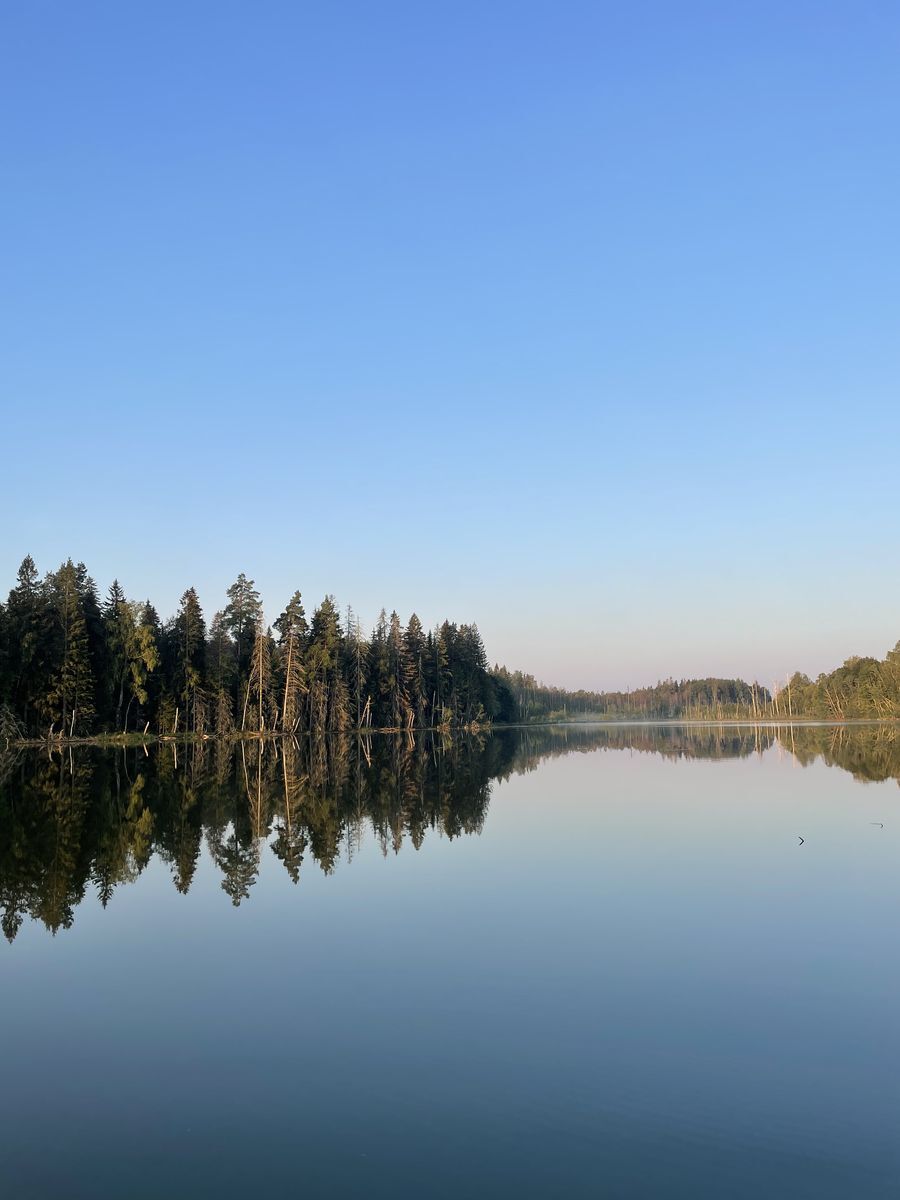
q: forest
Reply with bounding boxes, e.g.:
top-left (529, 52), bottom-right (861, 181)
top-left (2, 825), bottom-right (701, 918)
top-left (495, 670), bottom-right (775, 721)
top-left (777, 651), bottom-right (900, 720)
top-left (497, 645), bottom-right (900, 722)
top-left (0, 557), bottom-right (516, 740)
top-left (1, 555), bottom-right (898, 742)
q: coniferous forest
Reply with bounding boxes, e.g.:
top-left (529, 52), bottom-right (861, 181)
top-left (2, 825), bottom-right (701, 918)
top-left (0, 557), bottom-right (516, 740)
top-left (1, 555), bottom-right (898, 743)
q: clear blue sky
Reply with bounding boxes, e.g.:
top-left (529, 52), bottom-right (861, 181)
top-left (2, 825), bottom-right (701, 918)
top-left (2, 1), bottom-right (898, 690)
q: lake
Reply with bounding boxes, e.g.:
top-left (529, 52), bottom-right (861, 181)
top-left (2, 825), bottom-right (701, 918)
top-left (1, 724), bottom-right (898, 1198)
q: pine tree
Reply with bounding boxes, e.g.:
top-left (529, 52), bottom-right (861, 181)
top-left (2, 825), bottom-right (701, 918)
top-left (274, 592), bottom-right (308, 734)
top-left (224, 573), bottom-right (262, 681)
top-left (242, 617), bottom-right (274, 733)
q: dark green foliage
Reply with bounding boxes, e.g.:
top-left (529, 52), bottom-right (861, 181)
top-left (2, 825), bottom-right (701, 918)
top-left (224, 573), bottom-right (261, 681)
top-left (45, 560), bottom-right (97, 735)
top-left (6, 556), bottom-right (50, 730)
top-left (6, 553), bottom-right (898, 737)
top-left (172, 588), bottom-right (207, 732)
top-left (274, 592), bottom-right (308, 734)
top-left (0, 557), bottom-right (514, 736)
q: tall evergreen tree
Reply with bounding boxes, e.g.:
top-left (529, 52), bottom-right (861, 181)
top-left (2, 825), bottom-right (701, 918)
top-left (207, 611), bottom-right (236, 734)
top-left (5, 556), bottom-right (50, 733)
top-left (307, 596), bottom-right (347, 731)
top-left (173, 588), bottom-right (206, 732)
top-left (368, 609), bottom-right (391, 728)
top-left (404, 613), bottom-right (427, 728)
top-left (103, 580), bottom-right (129, 729)
top-left (274, 592), bottom-right (308, 734)
top-left (387, 611), bottom-right (412, 730)
top-left (224, 573), bottom-right (262, 681)
top-left (342, 606), bottom-right (368, 730)
top-left (46, 560), bottom-right (96, 735)
top-left (207, 611), bottom-right (236, 693)
top-left (74, 563), bottom-right (106, 712)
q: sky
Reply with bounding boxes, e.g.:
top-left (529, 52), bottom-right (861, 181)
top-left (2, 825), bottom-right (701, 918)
top-left (2, 1), bottom-right (898, 691)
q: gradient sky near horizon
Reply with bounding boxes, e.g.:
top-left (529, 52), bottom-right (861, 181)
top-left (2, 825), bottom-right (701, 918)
top-left (2, 1), bottom-right (898, 691)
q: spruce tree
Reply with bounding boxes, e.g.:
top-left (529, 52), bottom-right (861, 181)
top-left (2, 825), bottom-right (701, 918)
top-left (103, 580), bottom-right (129, 729)
top-left (6, 556), bottom-right (48, 733)
top-left (173, 588), bottom-right (206, 732)
top-left (46, 560), bottom-right (96, 735)
top-left (369, 609), bottom-right (391, 728)
top-left (207, 611), bottom-right (236, 735)
top-left (387, 611), bottom-right (412, 730)
top-left (404, 613), bottom-right (427, 728)
top-left (342, 606), bottom-right (368, 730)
top-left (307, 596), bottom-right (346, 732)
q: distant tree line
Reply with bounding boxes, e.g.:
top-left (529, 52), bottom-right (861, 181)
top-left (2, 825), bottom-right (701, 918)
top-left (0, 556), bottom-right (515, 739)
top-left (496, 639), bottom-right (900, 723)
top-left (494, 669), bottom-right (774, 721)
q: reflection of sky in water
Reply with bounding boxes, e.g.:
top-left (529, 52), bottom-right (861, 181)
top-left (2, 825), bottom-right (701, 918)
top-left (2, 729), bottom-right (899, 1198)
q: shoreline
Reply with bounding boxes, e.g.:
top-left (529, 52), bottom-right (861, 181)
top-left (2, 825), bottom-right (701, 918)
top-left (6, 715), bottom-right (899, 750)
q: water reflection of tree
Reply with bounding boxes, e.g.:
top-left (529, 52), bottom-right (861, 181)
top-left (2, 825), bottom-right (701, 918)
top-left (270, 738), bottom-right (306, 884)
top-left (3, 723), bottom-right (895, 938)
top-left (779, 723), bottom-right (900, 784)
top-left (0, 751), bottom-right (94, 937)
top-left (503, 723), bottom-right (776, 766)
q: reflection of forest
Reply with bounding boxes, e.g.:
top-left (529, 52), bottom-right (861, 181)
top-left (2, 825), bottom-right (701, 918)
top-left (1, 723), bottom-right (897, 939)
top-left (510, 723), bottom-right (777, 763)
top-left (0, 733), bottom-right (506, 939)
top-left (777, 722), bottom-right (900, 785)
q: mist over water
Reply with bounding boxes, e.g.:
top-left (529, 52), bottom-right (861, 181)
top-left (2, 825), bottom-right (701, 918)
top-left (2, 724), bottom-right (899, 1197)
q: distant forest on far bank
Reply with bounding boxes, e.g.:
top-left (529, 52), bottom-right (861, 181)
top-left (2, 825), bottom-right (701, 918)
top-left (498, 645), bottom-right (900, 723)
top-left (0, 556), bottom-right (897, 742)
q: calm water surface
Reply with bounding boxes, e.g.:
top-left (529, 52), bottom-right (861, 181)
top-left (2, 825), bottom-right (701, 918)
top-left (1, 724), bottom-right (898, 1198)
